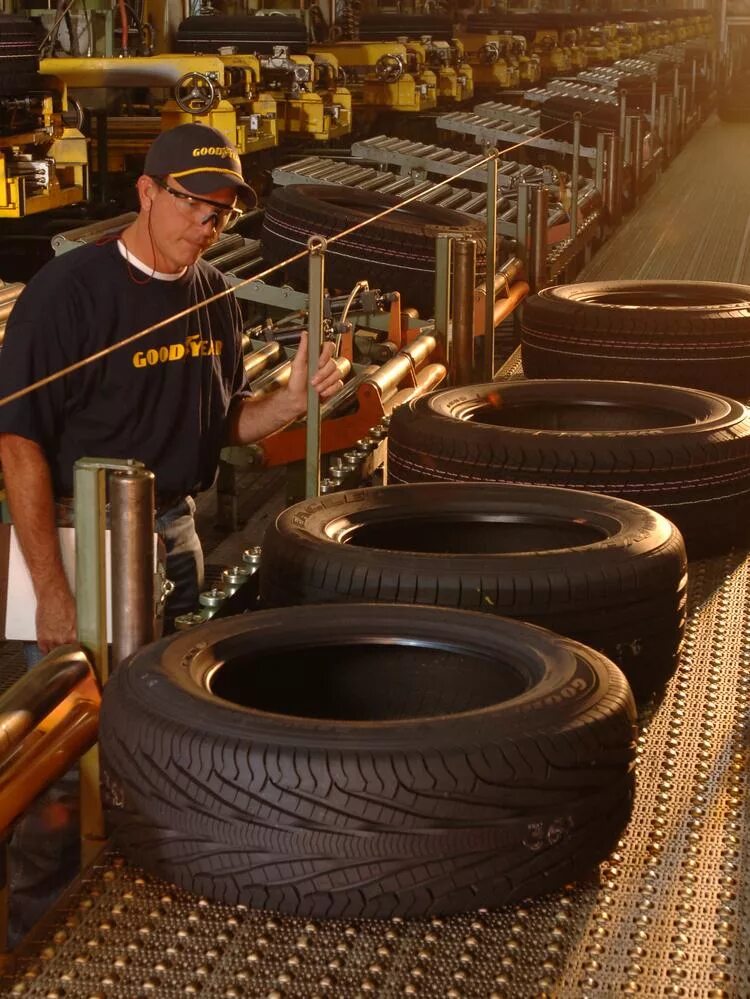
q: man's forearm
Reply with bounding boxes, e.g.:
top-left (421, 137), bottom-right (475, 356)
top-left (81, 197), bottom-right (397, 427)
top-left (0, 434), bottom-right (69, 597)
top-left (226, 390), bottom-right (303, 446)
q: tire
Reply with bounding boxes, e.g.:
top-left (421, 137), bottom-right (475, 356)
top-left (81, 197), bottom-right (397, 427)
top-left (521, 280), bottom-right (750, 398)
top-left (259, 482), bottom-right (686, 701)
top-left (386, 379), bottom-right (750, 558)
top-left (358, 13), bottom-right (453, 41)
top-left (100, 604), bottom-right (636, 919)
top-left (540, 95), bottom-right (646, 145)
top-left (176, 13), bottom-right (309, 54)
top-left (0, 14), bottom-right (43, 92)
top-left (262, 184), bottom-right (487, 317)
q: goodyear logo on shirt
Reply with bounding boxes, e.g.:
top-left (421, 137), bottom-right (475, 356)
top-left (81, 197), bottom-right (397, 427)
top-left (133, 333), bottom-right (222, 368)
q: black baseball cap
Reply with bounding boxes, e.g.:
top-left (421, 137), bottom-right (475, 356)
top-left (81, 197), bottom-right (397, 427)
top-left (144, 123), bottom-right (255, 206)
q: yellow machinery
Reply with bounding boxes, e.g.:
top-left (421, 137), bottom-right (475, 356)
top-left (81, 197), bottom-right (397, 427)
top-left (529, 28), bottom-right (572, 78)
top-left (560, 28), bottom-right (588, 72)
top-left (407, 36), bottom-right (473, 104)
top-left (617, 23), bottom-right (642, 58)
top-left (0, 73), bottom-right (87, 218)
top-left (455, 28), bottom-right (544, 90)
top-left (42, 50), bottom-right (352, 176)
top-left (309, 41), bottom-right (437, 114)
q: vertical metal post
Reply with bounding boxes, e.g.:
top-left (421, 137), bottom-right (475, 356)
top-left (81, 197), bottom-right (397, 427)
top-left (74, 462), bottom-right (109, 681)
top-left (650, 78), bottom-right (658, 131)
top-left (570, 113), bottom-right (581, 241)
top-left (595, 131), bottom-right (606, 195)
top-left (516, 182), bottom-right (530, 268)
top-left (529, 184), bottom-right (549, 293)
top-left (110, 468), bottom-right (155, 670)
top-left (619, 90), bottom-right (628, 140)
top-left (691, 57), bottom-right (697, 105)
top-left (305, 235), bottom-right (326, 500)
top-left (665, 96), bottom-right (674, 160)
top-left (451, 239), bottom-right (476, 387)
top-left (623, 110), bottom-right (632, 167)
top-left (483, 152), bottom-right (499, 381)
top-left (435, 233), bottom-right (453, 367)
top-left (74, 455), bottom-right (146, 867)
top-left (658, 92), bottom-right (666, 148)
top-left (680, 84), bottom-right (688, 138)
top-left (673, 64), bottom-right (680, 101)
top-left (605, 131), bottom-right (621, 224)
top-left (631, 116), bottom-right (643, 199)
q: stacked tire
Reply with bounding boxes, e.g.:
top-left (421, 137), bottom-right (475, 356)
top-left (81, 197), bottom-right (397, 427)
top-left (260, 482), bottom-right (687, 702)
top-left (386, 379), bottom-right (750, 559)
top-left (262, 184), bottom-right (488, 317)
top-left (0, 14), bottom-right (44, 98)
top-left (99, 604), bottom-right (637, 918)
top-left (521, 281), bottom-right (750, 399)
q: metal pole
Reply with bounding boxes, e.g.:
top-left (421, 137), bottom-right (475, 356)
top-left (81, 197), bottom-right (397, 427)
top-left (650, 78), bottom-right (657, 131)
top-left (483, 152), bottom-right (499, 381)
top-left (451, 238), bottom-right (476, 387)
top-left (631, 116), bottom-right (643, 200)
top-left (305, 235), bottom-right (326, 500)
top-left (110, 468), bottom-right (155, 670)
top-left (517, 182), bottom-right (530, 269)
top-left (435, 232), bottom-right (453, 367)
top-left (623, 108), bottom-right (632, 167)
top-left (605, 131), bottom-right (621, 224)
top-left (529, 184), bottom-right (549, 293)
top-left (595, 131), bottom-right (606, 195)
top-left (570, 112), bottom-right (581, 241)
top-left (74, 455), bottom-right (145, 867)
top-left (658, 92), bottom-right (667, 151)
top-left (619, 89), bottom-right (628, 140)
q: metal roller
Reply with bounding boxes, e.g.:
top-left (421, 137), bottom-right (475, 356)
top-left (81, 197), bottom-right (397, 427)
top-left (243, 341), bottom-right (282, 380)
top-left (250, 354), bottom-right (351, 399)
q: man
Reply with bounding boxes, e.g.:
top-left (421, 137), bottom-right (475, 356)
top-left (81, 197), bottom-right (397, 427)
top-left (0, 122), bottom-right (342, 645)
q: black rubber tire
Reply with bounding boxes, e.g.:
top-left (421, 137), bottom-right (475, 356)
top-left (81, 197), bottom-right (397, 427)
top-left (176, 13), bottom-right (309, 54)
top-left (387, 379), bottom-right (750, 559)
top-left (540, 95), bottom-right (647, 146)
top-left (100, 604), bottom-right (636, 919)
top-left (521, 280), bottom-right (750, 398)
top-left (262, 184), bottom-right (487, 317)
top-left (0, 14), bottom-right (43, 89)
top-left (259, 482), bottom-right (686, 701)
top-left (358, 13), bottom-right (453, 41)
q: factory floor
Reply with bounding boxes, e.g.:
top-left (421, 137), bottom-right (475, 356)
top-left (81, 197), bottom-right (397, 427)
top-left (4, 112), bottom-right (750, 997)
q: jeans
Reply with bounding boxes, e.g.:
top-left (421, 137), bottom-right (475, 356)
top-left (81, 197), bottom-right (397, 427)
top-left (9, 496), bottom-right (204, 946)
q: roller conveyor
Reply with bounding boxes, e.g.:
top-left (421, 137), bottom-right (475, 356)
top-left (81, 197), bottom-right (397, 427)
top-left (3, 546), bottom-right (750, 997)
top-left (436, 109), bottom-right (600, 158)
top-left (3, 67), bottom-right (745, 999)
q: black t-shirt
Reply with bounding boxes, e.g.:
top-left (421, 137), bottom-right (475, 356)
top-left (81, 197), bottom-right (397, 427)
top-left (0, 240), bottom-right (246, 497)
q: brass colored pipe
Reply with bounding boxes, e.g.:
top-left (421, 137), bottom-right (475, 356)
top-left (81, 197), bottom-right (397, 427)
top-left (0, 646), bottom-right (95, 764)
top-left (384, 362), bottom-right (447, 413)
top-left (0, 699), bottom-right (99, 835)
top-left (363, 333), bottom-right (438, 402)
top-left (243, 341), bottom-right (282, 380)
top-left (250, 355), bottom-right (350, 399)
top-left (493, 282), bottom-right (530, 327)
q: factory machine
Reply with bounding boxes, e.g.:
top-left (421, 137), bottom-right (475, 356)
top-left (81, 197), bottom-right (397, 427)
top-left (0, 14), bottom-right (87, 218)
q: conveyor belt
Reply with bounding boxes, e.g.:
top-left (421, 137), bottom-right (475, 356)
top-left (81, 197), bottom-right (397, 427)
top-left (3, 549), bottom-right (750, 997)
top-left (4, 109), bottom-right (750, 999)
top-left (580, 114), bottom-right (750, 282)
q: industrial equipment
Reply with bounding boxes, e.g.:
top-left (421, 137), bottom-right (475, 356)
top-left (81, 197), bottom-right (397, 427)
top-left (0, 15), bottom-right (87, 218)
